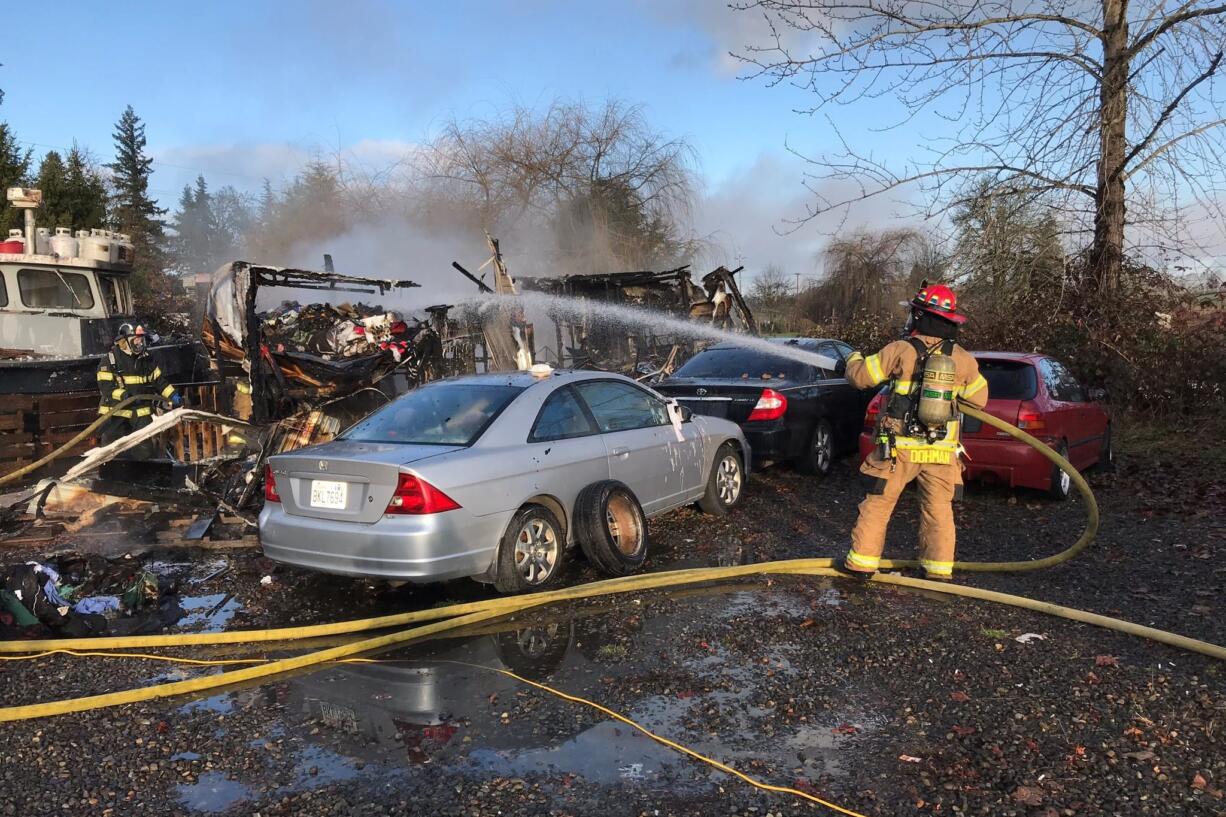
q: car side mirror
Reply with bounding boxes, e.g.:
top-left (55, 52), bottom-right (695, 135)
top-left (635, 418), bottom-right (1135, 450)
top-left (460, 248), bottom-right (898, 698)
top-left (834, 358), bottom-right (847, 376)
top-left (1089, 387), bottom-right (1107, 402)
top-left (679, 405), bottom-right (693, 422)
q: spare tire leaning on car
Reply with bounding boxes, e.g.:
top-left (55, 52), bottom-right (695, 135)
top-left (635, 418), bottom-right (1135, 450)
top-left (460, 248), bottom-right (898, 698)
top-left (574, 480), bottom-right (649, 577)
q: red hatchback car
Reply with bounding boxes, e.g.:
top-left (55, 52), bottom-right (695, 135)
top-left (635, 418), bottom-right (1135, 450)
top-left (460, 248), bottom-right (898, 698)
top-left (858, 353), bottom-right (1112, 499)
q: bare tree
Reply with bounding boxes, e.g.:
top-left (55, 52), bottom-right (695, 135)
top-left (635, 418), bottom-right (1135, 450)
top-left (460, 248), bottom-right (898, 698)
top-left (748, 264), bottom-right (796, 330)
top-left (735, 1), bottom-right (1226, 294)
top-left (417, 99), bottom-right (699, 270)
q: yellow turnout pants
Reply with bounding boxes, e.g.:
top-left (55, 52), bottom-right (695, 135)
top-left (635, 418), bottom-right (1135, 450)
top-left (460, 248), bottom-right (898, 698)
top-left (845, 451), bottom-right (962, 578)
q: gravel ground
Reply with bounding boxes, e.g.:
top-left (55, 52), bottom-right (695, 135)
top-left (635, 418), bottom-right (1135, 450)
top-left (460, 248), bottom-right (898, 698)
top-left (0, 442), bottom-right (1222, 816)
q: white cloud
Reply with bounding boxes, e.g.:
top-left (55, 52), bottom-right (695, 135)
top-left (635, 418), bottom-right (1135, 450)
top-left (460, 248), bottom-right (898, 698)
top-left (647, 0), bottom-right (821, 77)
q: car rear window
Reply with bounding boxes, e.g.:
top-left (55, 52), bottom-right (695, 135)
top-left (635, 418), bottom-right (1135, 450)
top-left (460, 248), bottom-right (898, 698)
top-left (673, 347), bottom-right (812, 381)
top-left (977, 359), bottom-right (1038, 400)
top-left (341, 382), bottom-right (524, 445)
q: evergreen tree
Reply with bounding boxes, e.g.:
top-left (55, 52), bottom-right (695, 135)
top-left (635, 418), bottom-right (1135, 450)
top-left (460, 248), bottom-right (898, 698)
top-left (171, 175), bottom-right (252, 275)
top-left (62, 146), bottom-right (108, 230)
top-left (106, 105), bottom-right (170, 304)
top-left (257, 178), bottom-right (277, 232)
top-left (21, 148), bottom-right (106, 236)
top-left (171, 174), bottom-right (217, 274)
top-left (247, 162), bottom-right (345, 259)
top-left (0, 122), bottom-right (31, 233)
top-left (34, 150), bottom-right (69, 228)
top-left (212, 184), bottom-right (253, 261)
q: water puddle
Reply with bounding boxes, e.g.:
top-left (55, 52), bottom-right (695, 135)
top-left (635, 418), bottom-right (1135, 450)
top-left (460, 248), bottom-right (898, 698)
top-left (177, 593), bottom-right (243, 631)
top-left (467, 719), bottom-right (688, 786)
top-left (176, 771), bottom-right (252, 813)
top-left (168, 582), bottom-right (881, 810)
top-left (286, 744), bottom-right (363, 789)
top-left (179, 692), bottom-right (233, 715)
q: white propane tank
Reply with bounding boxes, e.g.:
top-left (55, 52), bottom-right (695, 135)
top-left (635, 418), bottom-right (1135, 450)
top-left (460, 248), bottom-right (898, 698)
top-left (50, 227), bottom-right (78, 259)
top-left (35, 227), bottom-right (51, 255)
top-left (111, 232), bottom-right (134, 265)
top-left (80, 228), bottom-right (112, 263)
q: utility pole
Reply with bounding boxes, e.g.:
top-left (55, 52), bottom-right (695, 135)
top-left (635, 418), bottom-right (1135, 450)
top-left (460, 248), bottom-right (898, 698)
top-left (794, 271), bottom-right (802, 298)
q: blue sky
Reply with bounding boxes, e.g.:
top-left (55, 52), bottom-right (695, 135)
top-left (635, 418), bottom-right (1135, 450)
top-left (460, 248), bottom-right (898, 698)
top-left (2, 0), bottom-right (939, 275)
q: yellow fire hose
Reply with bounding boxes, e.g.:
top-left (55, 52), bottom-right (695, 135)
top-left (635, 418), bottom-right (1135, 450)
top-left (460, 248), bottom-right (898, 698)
top-left (0, 404), bottom-right (1220, 726)
top-left (0, 402), bottom-right (1221, 817)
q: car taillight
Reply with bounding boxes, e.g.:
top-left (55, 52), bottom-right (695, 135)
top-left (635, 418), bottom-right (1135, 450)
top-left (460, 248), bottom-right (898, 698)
top-left (385, 473), bottom-right (461, 515)
top-left (263, 465), bottom-right (281, 503)
top-left (863, 392), bottom-right (884, 431)
top-left (1016, 403), bottom-right (1047, 431)
top-left (747, 388), bottom-right (788, 422)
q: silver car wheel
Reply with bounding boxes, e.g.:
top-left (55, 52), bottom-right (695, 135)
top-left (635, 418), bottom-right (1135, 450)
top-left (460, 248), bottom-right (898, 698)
top-left (514, 517), bottom-right (559, 585)
top-left (716, 454), bottom-right (742, 506)
top-left (1059, 468), bottom-right (1071, 495)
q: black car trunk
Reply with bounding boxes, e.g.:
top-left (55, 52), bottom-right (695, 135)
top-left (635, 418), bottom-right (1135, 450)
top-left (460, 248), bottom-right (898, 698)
top-left (655, 378), bottom-right (792, 423)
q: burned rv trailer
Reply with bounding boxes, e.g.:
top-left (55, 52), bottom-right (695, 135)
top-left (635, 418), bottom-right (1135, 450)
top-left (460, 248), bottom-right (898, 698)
top-left (516, 264), bottom-right (757, 375)
top-left (201, 261), bottom-right (447, 425)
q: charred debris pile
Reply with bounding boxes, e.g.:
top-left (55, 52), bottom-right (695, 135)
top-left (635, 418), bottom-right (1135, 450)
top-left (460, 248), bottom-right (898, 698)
top-left (2, 238), bottom-right (758, 545)
top-left (518, 264), bottom-right (757, 376)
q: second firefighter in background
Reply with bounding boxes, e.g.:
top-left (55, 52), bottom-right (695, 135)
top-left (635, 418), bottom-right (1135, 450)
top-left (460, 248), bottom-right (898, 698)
top-left (96, 323), bottom-right (182, 458)
top-left (843, 284), bottom-right (988, 580)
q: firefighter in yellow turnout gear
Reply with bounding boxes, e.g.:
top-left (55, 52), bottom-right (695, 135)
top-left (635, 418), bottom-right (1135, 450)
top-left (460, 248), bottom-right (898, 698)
top-left (96, 324), bottom-right (181, 458)
top-left (843, 285), bottom-right (988, 581)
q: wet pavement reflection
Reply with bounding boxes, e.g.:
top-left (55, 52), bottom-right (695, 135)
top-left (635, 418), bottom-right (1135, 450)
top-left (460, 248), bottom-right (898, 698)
top-left (170, 579), bottom-right (877, 812)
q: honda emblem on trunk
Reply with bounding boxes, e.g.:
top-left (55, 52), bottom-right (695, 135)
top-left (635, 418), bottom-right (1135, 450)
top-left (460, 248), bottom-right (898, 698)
top-left (696, 388), bottom-right (707, 396)
top-left (318, 460), bottom-right (328, 471)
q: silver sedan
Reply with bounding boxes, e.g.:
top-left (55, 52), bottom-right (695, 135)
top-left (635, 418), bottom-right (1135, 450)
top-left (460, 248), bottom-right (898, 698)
top-left (259, 369), bottom-right (750, 592)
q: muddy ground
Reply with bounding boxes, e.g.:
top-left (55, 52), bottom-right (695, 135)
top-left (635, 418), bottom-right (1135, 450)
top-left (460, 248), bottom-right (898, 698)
top-left (0, 441), bottom-right (1222, 816)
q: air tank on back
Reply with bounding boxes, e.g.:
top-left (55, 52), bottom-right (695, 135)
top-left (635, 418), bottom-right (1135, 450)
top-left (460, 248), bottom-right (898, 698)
top-left (79, 228), bottom-right (112, 263)
top-left (917, 353), bottom-right (958, 428)
top-left (49, 227), bottom-right (78, 259)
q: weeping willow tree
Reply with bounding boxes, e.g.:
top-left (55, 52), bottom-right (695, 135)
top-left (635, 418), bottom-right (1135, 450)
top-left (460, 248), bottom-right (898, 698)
top-left (805, 228), bottom-right (940, 321)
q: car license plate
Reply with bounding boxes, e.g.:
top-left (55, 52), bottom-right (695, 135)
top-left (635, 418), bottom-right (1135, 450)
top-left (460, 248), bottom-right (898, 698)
top-left (310, 479), bottom-right (348, 509)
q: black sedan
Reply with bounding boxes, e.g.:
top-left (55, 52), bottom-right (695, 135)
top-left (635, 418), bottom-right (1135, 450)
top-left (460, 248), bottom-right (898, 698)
top-left (655, 338), bottom-right (871, 476)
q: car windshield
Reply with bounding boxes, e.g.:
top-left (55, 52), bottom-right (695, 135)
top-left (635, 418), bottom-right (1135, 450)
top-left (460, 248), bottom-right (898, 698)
top-left (673, 347), bottom-right (810, 380)
top-left (977, 359), bottom-right (1038, 400)
top-left (340, 382), bottom-right (524, 445)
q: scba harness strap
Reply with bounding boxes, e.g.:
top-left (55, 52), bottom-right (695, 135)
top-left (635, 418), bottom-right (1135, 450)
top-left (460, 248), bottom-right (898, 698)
top-left (878, 338), bottom-right (962, 464)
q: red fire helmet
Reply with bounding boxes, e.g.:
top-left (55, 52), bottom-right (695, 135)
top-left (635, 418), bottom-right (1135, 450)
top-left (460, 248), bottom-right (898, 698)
top-left (911, 284), bottom-right (967, 324)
